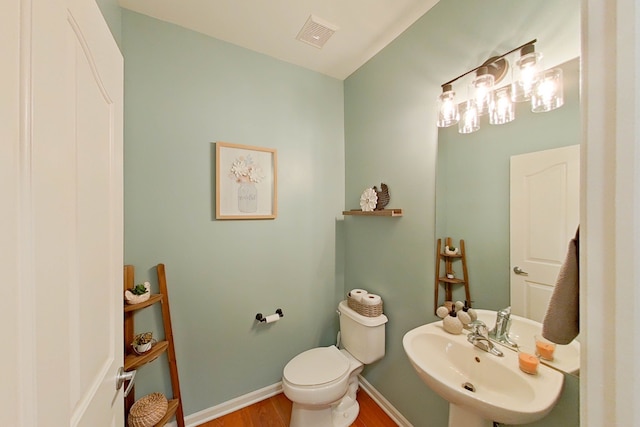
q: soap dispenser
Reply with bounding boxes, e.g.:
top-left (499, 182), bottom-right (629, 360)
top-left (443, 307), bottom-right (464, 334)
top-left (455, 300), bottom-right (472, 326)
top-left (464, 300), bottom-right (477, 322)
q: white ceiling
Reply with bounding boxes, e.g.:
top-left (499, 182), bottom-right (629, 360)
top-left (118, 0), bottom-right (440, 80)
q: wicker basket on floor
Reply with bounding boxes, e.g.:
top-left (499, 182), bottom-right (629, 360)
top-left (127, 393), bottom-right (168, 427)
top-left (347, 294), bottom-right (383, 317)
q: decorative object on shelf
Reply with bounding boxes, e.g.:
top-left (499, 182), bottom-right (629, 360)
top-left (436, 305), bottom-right (450, 319)
top-left (359, 188), bottom-right (378, 212)
top-left (131, 332), bottom-right (155, 355)
top-left (124, 281), bottom-right (151, 305)
top-left (373, 183), bottom-right (390, 210)
top-left (436, 39), bottom-right (564, 135)
top-left (215, 141), bottom-right (277, 220)
top-left (127, 392), bottom-right (169, 427)
top-left (444, 245), bottom-right (459, 255)
top-left (344, 183), bottom-right (400, 216)
top-left (446, 273), bottom-right (455, 279)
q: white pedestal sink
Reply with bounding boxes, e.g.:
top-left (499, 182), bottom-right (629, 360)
top-left (403, 321), bottom-right (564, 426)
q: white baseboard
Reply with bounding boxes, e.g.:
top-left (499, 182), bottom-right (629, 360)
top-left (165, 382), bottom-right (283, 427)
top-left (166, 376), bottom-right (412, 427)
top-left (357, 375), bottom-right (413, 427)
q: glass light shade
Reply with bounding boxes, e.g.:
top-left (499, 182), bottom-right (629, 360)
top-left (458, 101), bottom-right (480, 134)
top-left (490, 86), bottom-right (515, 125)
top-left (470, 67), bottom-right (495, 116)
top-left (531, 68), bottom-right (564, 112)
top-left (512, 46), bottom-right (543, 102)
top-left (437, 84), bottom-right (459, 127)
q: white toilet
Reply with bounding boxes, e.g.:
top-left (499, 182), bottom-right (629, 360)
top-left (282, 299), bottom-right (388, 427)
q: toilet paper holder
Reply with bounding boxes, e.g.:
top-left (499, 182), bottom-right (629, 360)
top-left (255, 308), bottom-right (284, 323)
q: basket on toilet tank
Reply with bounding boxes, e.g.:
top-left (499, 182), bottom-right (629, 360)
top-left (338, 300), bottom-right (387, 364)
top-left (347, 292), bottom-right (383, 317)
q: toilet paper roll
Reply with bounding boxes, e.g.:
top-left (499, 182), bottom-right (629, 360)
top-left (348, 288), bottom-right (368, 302)
top-left (263, 313), bottom-right (281, 324)
top-left (360, 293), bottom-right (382, 306)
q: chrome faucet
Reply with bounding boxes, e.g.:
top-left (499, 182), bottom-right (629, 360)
top-left (488, 306), bottom-right (518, 348)
top-left (467, 321), bottom-right (503, 357)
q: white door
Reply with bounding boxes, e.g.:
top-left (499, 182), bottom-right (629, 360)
top-left (2, 0), bottom-right (124, 425)
top-left (510, 145), bottom-right (580, 322)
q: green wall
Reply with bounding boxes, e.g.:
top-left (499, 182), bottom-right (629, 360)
top-left (436, 58), bottom-right (581, 310)
top-left (344, 0), bottom-right (580, 426)
top-left (116, 0), bottom-right (581, 425)
top-left (122, 11), bottom-right (345, 415)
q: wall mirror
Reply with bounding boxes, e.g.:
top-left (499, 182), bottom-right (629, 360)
top-left (435, 57), bottom-right (581, 376)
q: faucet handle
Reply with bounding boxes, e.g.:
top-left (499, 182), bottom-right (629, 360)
top-left (498, 306), bottom-right (511, 316)
top-left (469, 320), bottom-right (487, 336)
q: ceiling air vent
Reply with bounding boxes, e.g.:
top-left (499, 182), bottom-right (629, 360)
top-left (296, 15), bottom-right (338, 49)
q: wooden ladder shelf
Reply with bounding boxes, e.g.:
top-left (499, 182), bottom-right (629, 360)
top-left (124, 264), bottom-right (185, 427)
top-left (434, 238), bottom-right (471, 314)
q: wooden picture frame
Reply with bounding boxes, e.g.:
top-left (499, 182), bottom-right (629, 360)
top-left (215, 142), bottom-right (277, 220)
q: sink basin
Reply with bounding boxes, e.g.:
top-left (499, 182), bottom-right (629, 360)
top-left (403, 321), bottom-right (564, 426)
top-left (474, 309), bottom-right (581, 375)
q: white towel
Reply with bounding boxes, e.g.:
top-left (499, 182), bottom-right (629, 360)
top-left (542, 232), bottom-right (579, 344)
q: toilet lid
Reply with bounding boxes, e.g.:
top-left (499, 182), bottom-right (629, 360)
top-left (284, 346), bottom-right (349, 386)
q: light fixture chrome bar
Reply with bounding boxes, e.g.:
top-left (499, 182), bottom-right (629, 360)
top-left (441, 39), bottom-right (537, 88)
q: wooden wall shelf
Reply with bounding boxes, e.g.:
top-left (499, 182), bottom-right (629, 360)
top-left (124, 264), bottom-right (185, 427)
top-left (434, 238), bottom-right (471, 314)
top-left (124, 341), bottom-right (169, 371)
top-left (124, 294), bottom-right (163, 312)
top-left (342, 208), bottom-right (403, 217)
top-left (156, 399), bottom-right (179, 427)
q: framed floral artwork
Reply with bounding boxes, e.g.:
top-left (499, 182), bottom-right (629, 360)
top-left (215, 142), bottom-right (277, 219)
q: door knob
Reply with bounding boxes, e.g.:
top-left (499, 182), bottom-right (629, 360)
top-left (513, 266), bottom-right (529, 276)
top-left (116, 367), bottom-right (136, 397)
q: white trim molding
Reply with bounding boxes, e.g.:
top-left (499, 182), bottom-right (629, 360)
top-left (358, 375), bottom-right (413, 427)
top-left (581, 0), bottom-right (640, 426)
top-left (166, 376), bottom-right (411, 427)
top-left (166, 383), bottom-right (284, 427)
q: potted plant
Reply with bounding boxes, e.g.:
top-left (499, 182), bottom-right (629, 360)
top-left (124, 281), bottom-right (151, 304)
top-left (132, 332), bottom-right (154, 354)
top-left (444, 245), bottom-right (459, 255)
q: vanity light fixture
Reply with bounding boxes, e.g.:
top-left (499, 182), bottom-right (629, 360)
top-left (436, 39), bottom-right (564, 134)
top-left (470, 66), bottom-right (495, 116)
top-left (531, 68), bottom-right (564, 112)
top-left (436, 84), bottom-right (459, 127)
top-left (458, 100), bottom-right (480, 134)
top-left (512, 44), bottom-right (543, 102)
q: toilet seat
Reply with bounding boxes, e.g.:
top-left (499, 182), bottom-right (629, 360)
top-left (283, 346), bottom-right (349, 386)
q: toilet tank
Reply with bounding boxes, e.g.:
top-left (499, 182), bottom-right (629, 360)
top-left (338, 300), bottom-right (388, 364)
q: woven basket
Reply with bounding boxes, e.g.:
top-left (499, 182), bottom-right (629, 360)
top-left (128, 393), bottom-right (168, 427)
top-left (347, 295), bottom-right (383, 317)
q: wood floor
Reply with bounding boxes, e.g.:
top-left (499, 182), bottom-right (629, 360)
top-left (198, 390), bottom-right (398, 427)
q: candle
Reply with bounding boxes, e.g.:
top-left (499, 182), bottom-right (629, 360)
top-left (518, 348), bottom-right (540, 374)
top-left (535, 335), bottom-right (556, 361)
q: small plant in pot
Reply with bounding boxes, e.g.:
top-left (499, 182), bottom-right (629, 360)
top-left (132, 332), bottom-right (155, 354)
top-left (444, 245), bottom-right (459, 255)
top-left (124, 281), bottom-right (151, 304)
